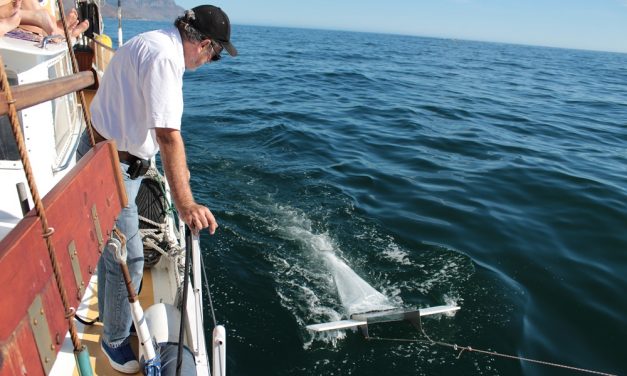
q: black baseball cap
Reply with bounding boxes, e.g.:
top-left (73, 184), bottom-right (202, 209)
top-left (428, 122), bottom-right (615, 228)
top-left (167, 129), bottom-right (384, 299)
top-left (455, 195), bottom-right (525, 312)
top-left (189, 5), bottom-right (237, 57)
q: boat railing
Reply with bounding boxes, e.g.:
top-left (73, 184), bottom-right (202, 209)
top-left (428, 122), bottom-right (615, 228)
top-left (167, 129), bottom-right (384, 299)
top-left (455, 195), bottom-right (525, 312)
top-left (0, 71), bottom-right (95, 116)
top-left (86, 35), bottom-right (115, 76)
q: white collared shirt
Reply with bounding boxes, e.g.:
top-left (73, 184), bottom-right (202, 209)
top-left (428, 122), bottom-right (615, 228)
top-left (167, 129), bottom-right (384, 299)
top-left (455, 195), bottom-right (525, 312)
top-left (90, 27), bottom-right (185, 159)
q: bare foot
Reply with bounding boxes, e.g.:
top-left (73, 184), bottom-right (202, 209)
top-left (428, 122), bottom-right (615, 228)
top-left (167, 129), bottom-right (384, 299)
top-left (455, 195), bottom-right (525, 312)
top-left (55, 8), bottom-right (89, 38)
top-left (70, 19), bottom-right (89, 38)
top-left (17, 7), bottom-right (55, 36)
top-left (18, 6), bottom-right (89, 39)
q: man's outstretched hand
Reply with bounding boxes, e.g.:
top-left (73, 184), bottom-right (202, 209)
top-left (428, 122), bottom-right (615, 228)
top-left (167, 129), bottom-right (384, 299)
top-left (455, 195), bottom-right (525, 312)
top-left (179, 202), bottom-right (218, 235)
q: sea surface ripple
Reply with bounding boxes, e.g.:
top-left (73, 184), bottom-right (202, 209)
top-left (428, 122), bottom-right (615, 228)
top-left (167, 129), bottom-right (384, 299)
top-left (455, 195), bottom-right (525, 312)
top-left (111, 20), bottom-right (627, 375)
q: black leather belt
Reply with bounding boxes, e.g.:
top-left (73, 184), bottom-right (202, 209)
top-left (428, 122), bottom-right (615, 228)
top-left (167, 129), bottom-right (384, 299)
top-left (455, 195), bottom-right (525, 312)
top-left (92, 128), bottom-right (149, 179)
top-left (92, 128), bottom-right (136, 164)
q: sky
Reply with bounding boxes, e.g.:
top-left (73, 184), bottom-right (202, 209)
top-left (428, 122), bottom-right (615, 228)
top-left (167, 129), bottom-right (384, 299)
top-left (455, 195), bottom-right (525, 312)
top-left (176, 0), bottom-right (627, 53)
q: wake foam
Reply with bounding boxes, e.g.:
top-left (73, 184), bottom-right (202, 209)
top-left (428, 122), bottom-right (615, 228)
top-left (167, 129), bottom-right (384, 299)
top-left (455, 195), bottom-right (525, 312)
top-left (271, 204), bottom-right (396, 314)
top-left (257, 203), bottom-right (472, 347)
top-left (323, 252), bottom-right (395, 314)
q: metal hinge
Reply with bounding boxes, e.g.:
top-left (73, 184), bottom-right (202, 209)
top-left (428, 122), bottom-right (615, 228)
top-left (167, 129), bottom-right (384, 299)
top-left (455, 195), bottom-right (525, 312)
top-left (28, 295), bottom-right (57, 374)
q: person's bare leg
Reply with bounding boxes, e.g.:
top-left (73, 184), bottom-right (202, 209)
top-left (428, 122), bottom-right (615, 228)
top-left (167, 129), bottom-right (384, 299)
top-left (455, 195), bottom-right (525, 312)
top-left (18, 0), bottom-right (88, 38)
top-left (0, 0), bottom-right (22, 37)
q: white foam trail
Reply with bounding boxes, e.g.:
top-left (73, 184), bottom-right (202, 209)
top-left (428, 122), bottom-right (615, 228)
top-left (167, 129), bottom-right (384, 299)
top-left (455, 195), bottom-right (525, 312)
top-left (273, 205), bottom-right (396, 315)
top-left (323, 252), bottom-right (395, 314)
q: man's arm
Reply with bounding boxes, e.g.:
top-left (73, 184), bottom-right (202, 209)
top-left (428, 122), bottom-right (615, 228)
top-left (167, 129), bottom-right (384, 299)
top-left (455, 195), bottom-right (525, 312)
top-left (155, 127), bottom-right (217, 234)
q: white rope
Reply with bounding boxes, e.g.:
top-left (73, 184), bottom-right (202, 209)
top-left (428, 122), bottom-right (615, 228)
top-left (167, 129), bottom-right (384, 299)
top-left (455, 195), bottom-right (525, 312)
top-left (139, 214), bottom-right (165, 229)
top-left (142, 237), bottom-right (171, 259)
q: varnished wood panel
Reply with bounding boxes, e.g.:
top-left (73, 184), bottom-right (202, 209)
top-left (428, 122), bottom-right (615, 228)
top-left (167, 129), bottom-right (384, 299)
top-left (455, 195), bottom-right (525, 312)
top-left (0, 141), bottom-right (126, 374)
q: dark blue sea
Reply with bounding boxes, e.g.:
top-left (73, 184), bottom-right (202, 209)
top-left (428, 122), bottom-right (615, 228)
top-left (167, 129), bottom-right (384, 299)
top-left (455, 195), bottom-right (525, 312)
top-left (105, 19), bottom-right (627, 375)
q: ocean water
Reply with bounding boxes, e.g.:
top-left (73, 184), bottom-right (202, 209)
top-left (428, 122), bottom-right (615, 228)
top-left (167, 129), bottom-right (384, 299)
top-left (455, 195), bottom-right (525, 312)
top-left (105, 20), bottom-right (627, 375)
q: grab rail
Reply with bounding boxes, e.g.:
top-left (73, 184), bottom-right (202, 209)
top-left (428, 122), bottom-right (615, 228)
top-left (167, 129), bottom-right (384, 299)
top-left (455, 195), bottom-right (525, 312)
top-left (0, 71), bottom-right (95, 116)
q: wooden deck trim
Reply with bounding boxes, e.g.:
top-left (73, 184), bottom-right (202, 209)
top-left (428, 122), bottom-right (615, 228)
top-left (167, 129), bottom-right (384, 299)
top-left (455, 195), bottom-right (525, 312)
top-left (0, 71), bottom-right (95, 116)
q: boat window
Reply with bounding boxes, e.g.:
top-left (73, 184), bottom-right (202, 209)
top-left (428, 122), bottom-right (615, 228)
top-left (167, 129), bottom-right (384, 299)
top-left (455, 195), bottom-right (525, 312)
top-left (48, 55), bottom-right (78, 159)
top-left (0, 75), bottom-right (21, 161)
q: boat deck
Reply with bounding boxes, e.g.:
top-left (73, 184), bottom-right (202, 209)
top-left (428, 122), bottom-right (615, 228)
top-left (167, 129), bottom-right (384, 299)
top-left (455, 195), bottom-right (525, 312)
top-left (69, 268), bottom-right (155, 376)
top-left (84, 89), bottom-right (96, 105)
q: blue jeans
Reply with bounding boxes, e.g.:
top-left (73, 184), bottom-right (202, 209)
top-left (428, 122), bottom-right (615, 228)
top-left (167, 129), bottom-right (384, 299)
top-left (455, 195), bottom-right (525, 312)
top-left (77, 131), bottom-right (145, 344)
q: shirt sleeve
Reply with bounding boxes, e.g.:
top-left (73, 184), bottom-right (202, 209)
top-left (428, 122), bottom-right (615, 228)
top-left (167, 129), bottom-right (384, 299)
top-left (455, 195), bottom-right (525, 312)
top-left (141, 56), bottom-right (184, 130)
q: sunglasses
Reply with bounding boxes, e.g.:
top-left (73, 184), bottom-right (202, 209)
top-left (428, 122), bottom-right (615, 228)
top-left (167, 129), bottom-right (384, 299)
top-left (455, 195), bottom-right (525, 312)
top-left (210, 41), bottom-right (223, 62)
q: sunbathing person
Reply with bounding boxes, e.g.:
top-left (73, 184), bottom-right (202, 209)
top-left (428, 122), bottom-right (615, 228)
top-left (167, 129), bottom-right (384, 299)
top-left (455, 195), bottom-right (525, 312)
top-left (0, 0), bottom-right (89, 38)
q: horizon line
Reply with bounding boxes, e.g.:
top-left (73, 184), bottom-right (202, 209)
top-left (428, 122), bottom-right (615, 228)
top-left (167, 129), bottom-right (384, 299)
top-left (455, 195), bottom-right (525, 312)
top-left (106, 17), bottom-right (627, 55)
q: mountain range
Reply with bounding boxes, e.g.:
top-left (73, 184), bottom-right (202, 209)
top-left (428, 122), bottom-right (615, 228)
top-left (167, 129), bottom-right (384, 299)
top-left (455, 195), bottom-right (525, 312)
top-left (64, 0), bottom-right (185, 21)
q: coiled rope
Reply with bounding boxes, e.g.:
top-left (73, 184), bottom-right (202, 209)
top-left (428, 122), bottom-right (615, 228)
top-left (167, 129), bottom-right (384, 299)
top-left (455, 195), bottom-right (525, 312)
top-left (0, 56), bottom-right (82, 352)
top-left (365, 315), bottom-right (617, 376)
